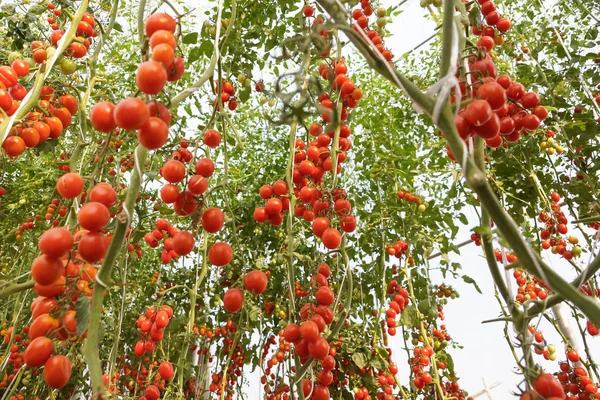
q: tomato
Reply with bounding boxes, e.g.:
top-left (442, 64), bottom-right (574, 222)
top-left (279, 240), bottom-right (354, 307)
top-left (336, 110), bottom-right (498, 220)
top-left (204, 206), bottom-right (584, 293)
top-left (476, 36), bottom-right (495, 51)
top-left (147, 101), bottom-right (172, 126)
top-left (159, 361), bottom-right (174, 380)
top-left (24, 337), bottom-right (54, 367)
top-left (114, 97), bottom-right (149, 130)
top-left (308, 336), bottom-right (329, 360)
top-left (506, 83), bottom-right (525, 101)
top-left (203, 129), bottom-right (221, 147)
top-left (150, 30), bottom-right (177, 49)
top-left (11, 59), bottom-right (29, 77)
top-left (39, 227), bottom-right (73, 257)
top-left (0, 89), bottom-right (12, 111)
top-left (29, 314), bottom-right (60, 339)
top-left (477, 82), bottom-right (506, 111)
top-left (144, 384), bottom-right (161, 400)
top-left (136, 61), bottom-right (167, 95)
top-left (265, 198), bottom-right (283, 215)
top-left (9, 83), bottom-right (26, 100)
top-left (53, 107), bottom-right (72, 129)
top-left (195, 158), bottom-right (215, 177)
top-left (312, 217), bottom-right (330, 237)
top-left (523, 114), bottom-right (540, 131)
top-left (321, 228), bottom-right (341, 250)
top-left (202, 208), bottom-right (224, 233)
top-left (254, 207), bottom-right (268, 223)
top-left (497, 18), bottom-right (511, 32)
top-left (89, 183), bottom-right (117, 207)
top-left (172, 231), bottom-right (195, 255)
top-left (90, 101), bottom-right (117, 132)
top-left (312, 385), bottom-right (330, 400)
top-left (166, 56), bottom-right (185, 81)
top-left (187, 175), bottom-right (208, 195)
top-left (465, 99), bottom-right (493, 127)
top-left (283, 323), bottom-right (300, 342)
top-left (34, 275), bottom-right (67, 297)
top-left (32, 122), bottom-right (50, 142)
top-left (340, 215), bottom-right (356, 233)
top-left (160, 184), bottom-right (179, 203)
top-left (44, 355), bottom-right (72, 389)
top-left (61, 310), bottom-right (77, 337)
top-left (174, 190), bottom-right (198, 216)
top-left (137, 117), bottom-right (169, 150)
top-left (223, 288), bottom-right (244, 313)
top-left (521, 92), bottom-right (540, 109)
top-left (566, 350), bottom-right (579, 362)
top-left (77, 202), bottom-right (110, 231)
top-left (533, 373), bottom-right (565, 398)
top-left (59, 94), bottom-right (78, 115)
top-left (32, 297), bottom-right (59, 320)
top-left (315, 286), bottom-right (335, 305)
top-left (78, 232), bottom-right (109, 263)
top-left (533, 106), bottom-right (549, 120)
top-left (20, 127), bottom-right (40, 147)
top-left (321, 355), bottom-right (335, 370)
top-left (46, 116), bottom-right (63, 138)
top-left (208, 242), bottom-right (232, 266)
top-left (145, 12), bottom-right (177, 36)
top-left (299, 321), bottom-right (319, 342)
top-left (82, 12), bottom-right (95, 27)
top-left (485, 134), bottom-right (503, 148)
top-left (3, 136), bottom-right (26, 157)
top-left (31, 255), bottom-right (63, 285)
top-left (474, 113), bottom-right (501, 139)
top-left (469, 54), bottom-right (497, 78)
top-left (155, 311), bottom-right (170, 328)
top-left (161, 159), bottom-right (185, 183)
top-left (301, 378), bottom-right (313, 397)
top-left (134, 340), bottom-right (145, 356)
top-left (60, 59), bottom-right (77, 75)
top-left (0, 66), bottom-right (18, 87)
top-left (244, 270), bottom-right (268, 294)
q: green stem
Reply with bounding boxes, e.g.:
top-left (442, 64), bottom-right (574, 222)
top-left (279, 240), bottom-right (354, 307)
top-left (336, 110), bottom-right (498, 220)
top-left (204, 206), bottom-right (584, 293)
top-left (0, 279), bottom-right (34, 300)
top-left (82, 146), bottom-right (148, 398)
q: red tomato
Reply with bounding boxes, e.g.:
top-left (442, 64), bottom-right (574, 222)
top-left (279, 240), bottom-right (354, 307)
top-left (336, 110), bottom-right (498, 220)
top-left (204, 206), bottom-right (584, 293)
top-left (244, 270), bottom-right (268, 294)
top-left (77, 202), bottom-right (110, 232)
top-left (78, 232), bottom-right (109, 263)
top-left (172, 231), bottom-right (195, 255)
top-left (56, 172), bottom-right (83, 199)
top-left (31, 255), bottom-right (63, 285)
top-left (24, 336), bottom-right (54, 367)
top-left (89, 183), bottom-right (117, 207)
top-left (90, 101), bottom-right (117, 132)
top-left (137, 117), bottom-right (169, 150)
top-left (114, 97), bottom-right (150, 130)
top-left (223, 288), bottom-right (244, 313)
top-left (39, 228), bottom-right (73, 257)
top-left (208, 242), bottom-right (232, 266)
top-left (159, 361), bottom-right (174, 380)
top-left (201, 208), bottom-right (224, 233)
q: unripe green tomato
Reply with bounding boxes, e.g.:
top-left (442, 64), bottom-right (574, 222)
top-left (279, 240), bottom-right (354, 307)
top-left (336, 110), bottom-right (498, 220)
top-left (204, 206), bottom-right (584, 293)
top-left (433, 0), bottom-right (442, 7)
top-left (277, 231), bottom-right (284, 238)
top-left (418, 204), bottom-right (426, 213)
top-left (268, 99), bottom-right (275, 107)
top-left (441, 339), bottom-right (448, 346)
top-left (208, 27), bottom-right (217, 37)
top-left (244, 78), bottom-right (251, 87)
top-left (61, 59), bottom-right (77, 75)
top-left (572, 246), bottom-right (582, 256)
top-left (25, 58), bottom-right (36, 68)
top-left (237, 73), bottom-right (246, 83)
top-left (259, 95), bottom-right (267, 104)
top-left (278, 319), bottom-right (287, 328)
top-left (411, 338), bottom-right (419, 346)
top-left (376, 7), bottom-right (386, 17)
top-left (18, 198), bottom-right (26, 205)
top-left (8, 52), bottom-right (23, 64)
top-left (551, 246), bottom-right (558, 254)
top-left (549, 353), bottom-right (557, 361)
top-left (547, 344), bottom-right (556, 354)
top-left (222, 18), bottom-right (230, 27)
top-left (46, 46), bottom-right (56, 60)
top-left (377, 17), bottom-right (387, 28)
top-left (420, 0), bottom-right (428, 7)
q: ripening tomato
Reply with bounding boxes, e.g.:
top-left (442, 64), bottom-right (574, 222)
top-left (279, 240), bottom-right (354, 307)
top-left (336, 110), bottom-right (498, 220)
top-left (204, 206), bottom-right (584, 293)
top-left (159, 361), bottom-right (174, 380)
top-left (203, 129), bottom-right (221, 147)
top-left (208, 242), bottom-right (232, 266)
top-left (31, 255), bottom-right (63, 285)
top-left (283, 323), bottom-right (300, 342)
top-left (312, 217), bottom-right (330, 237)
top-left (29, 314), bottom-right (60, 339)
top-left (166, 56), bottom-right (185, 81)
top-left (145, 384), bottom-right (161, 400)
top-left (195, 158), bottom-right (214, 177)
top-left (89, 183), bottom-right (117, 207)
top-left (533, 373), bottom-right (565, 398)
top-left (34, 275), bottom-right (67, 297)
top-left (150, 30), bottom-right (177, 49)
top-left (20, 127), bottom-right (40, 148)
top-left (3, 136), bottom-right (26, 157)
top-left (39, 227), bottom-right (73, 257)
top-left (187, 175), bottom-right (208, 195)
top-left (24, 336), bottom-right (54, 367)
top-left (137, 117), bottom-right (169, 150)
top-left (315, 286), bottom-right (335, 305)
top-left (56, 172), bottom-right (83, 199)
top-left (321, 228), bottom-right (341, 250)
top-left (114, 97), bottom-right (150, 130)
top-left (90, 101), bottom-right (117, 132)
top-left (202, 208), bottom-right (224, 233)
top-left (308, 337), bottom-right (329, 360)
top-left (172, 231), bottom-right (195, 255)
top-left (152, 43), bottom-right (175, 67)
top-left (321, 355), bottom-right (335, 370)
top-left (477, 82), bottom-right (506, 111)
top-left (77, 202), bottom-right (110, 231)
top-left (145, 13), bottom-right (177, 36)
top-left (465, 99), bottom-right (493, 126)
top-left (223, 288), bottom-right (244, 313)
top-left (244, 270), bottom-right (268, 294)
top-left (136, 61), bottom-right (167, 95)
top-left (299, 321), bottom-right (319, 342)
top-left (160, 184), bottom-right (180, 203)
top-left (147, 101), bottom-right (172, 126)
top-left (46, 116), bottom-right (63, 138)
top-left (11, 59), bottom-right (29, 77)
top-left (265, 198), bottom-right (283, 215)
top-left (44, 355), bottom-right (72, 389)
top-left (78, 232), bottom-right (109, 263)
top-left (173, 190), bottom-right (198, 216)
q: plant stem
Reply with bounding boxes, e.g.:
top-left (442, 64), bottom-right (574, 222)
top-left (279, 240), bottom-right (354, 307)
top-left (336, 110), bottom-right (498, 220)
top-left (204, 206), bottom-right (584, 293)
top-left (82, 146), bottom-right (148, 398)
top-left (0, 279), bottom-right (34, 300)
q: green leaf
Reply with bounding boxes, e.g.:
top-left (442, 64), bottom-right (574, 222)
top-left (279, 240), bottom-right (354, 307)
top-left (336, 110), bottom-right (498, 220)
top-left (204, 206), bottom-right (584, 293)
top-left (183, 32), bottom-right (199, 44)
top-left (75, 295), bottom-right (90, 336)
top-left (399, 305), bottom-right (418, 329)
top-left (462, 274), bottom-right (482, 294)
top-left (351, 351), bottom-right (368, 368)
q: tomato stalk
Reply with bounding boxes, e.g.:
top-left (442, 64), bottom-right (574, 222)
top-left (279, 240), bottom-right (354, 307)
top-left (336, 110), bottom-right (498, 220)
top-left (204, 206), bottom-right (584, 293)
top-left (82, 145), bottom-right (148, 397)
top-left (0, 279), bottom-right (34, 300)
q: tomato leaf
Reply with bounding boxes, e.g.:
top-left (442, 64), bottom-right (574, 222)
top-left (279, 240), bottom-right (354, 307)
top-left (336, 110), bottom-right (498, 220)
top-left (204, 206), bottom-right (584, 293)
top-left (462, 275), bottom-right (482, 294)
top-left (351, 350), bottom-right (368, 369)
top-left (399, 305), bottom-right (418, 329)
top-left (75, 295), bottom-right (90, 336)
top-left (183, 32), bottom-right (198, 45)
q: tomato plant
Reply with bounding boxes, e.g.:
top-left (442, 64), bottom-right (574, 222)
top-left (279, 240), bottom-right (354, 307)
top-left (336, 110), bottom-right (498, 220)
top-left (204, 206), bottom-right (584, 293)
top-left (0, 0), bottom-right (599, 399)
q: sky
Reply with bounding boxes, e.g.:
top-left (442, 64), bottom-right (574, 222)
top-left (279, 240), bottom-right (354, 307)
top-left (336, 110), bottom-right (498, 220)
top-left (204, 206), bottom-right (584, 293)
top-left (176, 0), bottom-right (600, 397)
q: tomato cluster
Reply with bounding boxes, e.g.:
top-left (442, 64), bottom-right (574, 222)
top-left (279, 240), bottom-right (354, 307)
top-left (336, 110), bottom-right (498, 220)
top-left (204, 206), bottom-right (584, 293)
top-left (383, 279), bottom-right (410, 336)
top-left (134, 305), bottom-right (174, 358)
top-left (351, 1), bottom-right (393, 62)
top-left (214, 80), bottom-right (238, 111)
top-left (385, 240), bottom-right (409, 258)
top-left (539, 192), bottom-right (582, 260)
top-left (469, 0), bottom-right (512, 48)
